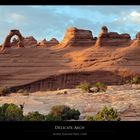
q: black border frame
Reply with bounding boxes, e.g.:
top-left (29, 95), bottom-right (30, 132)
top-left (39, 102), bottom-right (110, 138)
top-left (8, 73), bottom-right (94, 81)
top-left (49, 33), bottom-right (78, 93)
top-left (0, 0), bottom-right (140, 136)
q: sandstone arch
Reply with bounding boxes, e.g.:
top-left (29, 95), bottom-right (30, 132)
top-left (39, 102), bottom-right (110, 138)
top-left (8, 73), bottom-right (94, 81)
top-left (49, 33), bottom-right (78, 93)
top-left (1, 29), bottom-right (24, 51)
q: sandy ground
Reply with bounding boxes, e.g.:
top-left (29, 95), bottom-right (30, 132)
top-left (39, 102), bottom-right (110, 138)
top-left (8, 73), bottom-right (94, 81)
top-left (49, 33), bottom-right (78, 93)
top-left (0, 84), bottom-right (140, 121)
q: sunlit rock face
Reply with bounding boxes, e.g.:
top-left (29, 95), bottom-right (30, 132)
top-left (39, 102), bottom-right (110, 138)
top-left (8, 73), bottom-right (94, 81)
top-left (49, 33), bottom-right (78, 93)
top-left (59, 27), bottom-right (96, 47)
top-left (95, 26), bottom-right (131, 47)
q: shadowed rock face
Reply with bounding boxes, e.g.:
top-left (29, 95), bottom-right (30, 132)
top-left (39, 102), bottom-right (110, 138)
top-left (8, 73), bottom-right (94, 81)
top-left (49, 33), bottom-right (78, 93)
top-left (95, 26), bottom-right (131, 47)
top-left (1, 30), bottom-right (24, 50)
top-left (59, 27), bottom-right (96, 47)
top-left (11, 70), bottom-right (124, 93)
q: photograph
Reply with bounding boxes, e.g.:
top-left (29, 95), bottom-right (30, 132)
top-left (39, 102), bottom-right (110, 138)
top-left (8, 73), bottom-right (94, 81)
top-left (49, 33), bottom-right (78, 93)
top-left (0, 4), bottom-right (140, 136)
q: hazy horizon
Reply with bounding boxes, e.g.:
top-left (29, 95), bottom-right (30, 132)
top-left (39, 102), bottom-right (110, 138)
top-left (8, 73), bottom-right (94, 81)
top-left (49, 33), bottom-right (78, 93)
top-left (0, 5), bottom-right (140, 44)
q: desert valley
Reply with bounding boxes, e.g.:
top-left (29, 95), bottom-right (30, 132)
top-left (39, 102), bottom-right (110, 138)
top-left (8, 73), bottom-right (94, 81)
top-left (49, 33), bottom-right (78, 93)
top-left (0, 25), bottom-right (140, 121)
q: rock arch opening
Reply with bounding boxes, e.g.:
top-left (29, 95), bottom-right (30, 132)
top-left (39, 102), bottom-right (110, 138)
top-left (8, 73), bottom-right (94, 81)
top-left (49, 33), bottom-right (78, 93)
top-left (1, 29), bottom-right (24, 51)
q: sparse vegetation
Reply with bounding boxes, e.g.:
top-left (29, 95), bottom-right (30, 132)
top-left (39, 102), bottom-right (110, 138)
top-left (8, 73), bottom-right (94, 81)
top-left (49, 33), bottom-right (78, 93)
top-left (49, 105), bottom-right (80, 120)
top-left (76, 82), bottom-right (92, 93)
top-left (124, 76), bottom-right (140, 84)
top-left (95, 82), bottom-right (107, 92)
top-left (86, 106), bottom-right (120, 121)
top-left (0, 103), bottom-right (80, 121)
top-left (45, 114), bottom-right (62, 121)
top-left (0, 103), bottom-right (24, 121)
top-left (23, 111), bottom-right (45, 121)
top-left (76, 81), bottom-right (107, 93)
top-left (130, 76), bottom-right (140, 84)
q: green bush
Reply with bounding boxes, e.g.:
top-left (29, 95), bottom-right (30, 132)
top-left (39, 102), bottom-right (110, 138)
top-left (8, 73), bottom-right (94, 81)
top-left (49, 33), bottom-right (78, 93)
top-left (23, 111), bottom-right (45, 121)
top-left (0, 103), bottom-right (10, 120)
top-left (45, 114), bottom-right (62, 121)
top-left (4, 104), bottom-right (23, 121)
top-left (0, 104), bottom-right (81, 121)
top-left (49, 105), bottom-right (80, 120)
top-left (95, 82), bottom-right (107, 92)
top-left (76, 82), bottom-right (91, 93)
top-left (86, 106), bottom-right (120, 121)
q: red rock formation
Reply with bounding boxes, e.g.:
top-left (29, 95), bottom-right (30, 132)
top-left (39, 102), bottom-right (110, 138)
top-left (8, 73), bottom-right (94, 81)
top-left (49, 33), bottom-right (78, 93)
top-left (22, 36), bottom-right (37, 48)
top-left (1, 29), bottom-right (24, 51)
top-left (95, 26), bottom-right (131, 47)
top-left (129, 32), bottom-right (140, 47)
top-left (37, 39), bottom-right (48, 47)
top-left (59, 27), bottom-right (96, 47)
top-left (37, 38), bottom-right (59, 47)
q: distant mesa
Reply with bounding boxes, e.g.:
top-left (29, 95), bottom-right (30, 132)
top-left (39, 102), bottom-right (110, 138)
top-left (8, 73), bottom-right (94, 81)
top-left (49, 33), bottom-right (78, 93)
top-left (95, 26), bottom-right (131, 47)
top-left (37, 38), bottom-right (59, 47)
top-left (59, 27), bottom-right (96, 48)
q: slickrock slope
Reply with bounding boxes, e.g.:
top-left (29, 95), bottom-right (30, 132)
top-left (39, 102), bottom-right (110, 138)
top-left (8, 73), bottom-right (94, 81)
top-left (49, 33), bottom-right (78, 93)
top-left (59, 27), bottom-right (96, 48)
top-left (0, 84), bottom-right (140, 121)
top-left (0, 28), bottom-right (140, 92)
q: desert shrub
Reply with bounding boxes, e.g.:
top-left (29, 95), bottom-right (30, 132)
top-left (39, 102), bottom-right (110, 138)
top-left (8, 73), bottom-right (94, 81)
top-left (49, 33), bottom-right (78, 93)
top-left (95, 82), bottom-right (107, 92)
top-left (124, 76), bottom-right (140, 84)
top-left (49, 105), bottom-right (80, 120)
top-left (86, 106), bottom-right (120, 121)
top-left (0, 103), bottom-right (10, 120)
top-left (23, 111), bottom-right (45, 121)
top-left (0, 87), bottom-right (11, 96)
top-left (4, 103), bottom-right (23, 121)
top-left (76, 82), bottom-right (91, 93)
top-left (86, 116), bottom-right (95, 121)
top-left (45, 114), bottom-right (62, 121)
top-left (130, 76), bottom-right (140, 84)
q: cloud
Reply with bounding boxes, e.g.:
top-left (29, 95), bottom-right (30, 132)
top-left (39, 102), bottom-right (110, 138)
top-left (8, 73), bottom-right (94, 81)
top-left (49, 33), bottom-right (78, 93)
top-left (0, 6), bottom-right (140, 43)
top-left (9, 13), bottom-right (27, 23)
top-left (113, 11), bottom-right (140, 24)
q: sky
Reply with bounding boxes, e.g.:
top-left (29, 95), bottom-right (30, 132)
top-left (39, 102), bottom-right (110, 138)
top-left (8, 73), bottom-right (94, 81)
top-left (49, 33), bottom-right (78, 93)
top-left (0, 5), bottom-right (140, 43)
